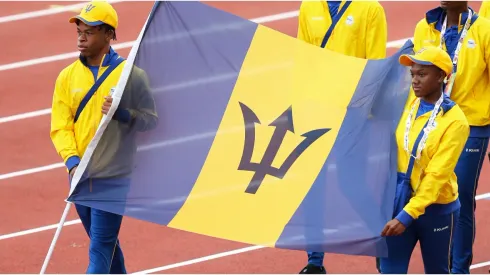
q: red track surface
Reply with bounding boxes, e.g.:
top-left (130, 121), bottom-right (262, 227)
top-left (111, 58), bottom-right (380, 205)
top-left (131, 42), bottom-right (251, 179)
top-left (0, 1), bottom-right (488, 274)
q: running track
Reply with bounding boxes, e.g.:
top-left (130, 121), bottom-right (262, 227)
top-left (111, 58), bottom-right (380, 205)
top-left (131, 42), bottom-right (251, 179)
top-left (0, 1), bottom-right (489, 273)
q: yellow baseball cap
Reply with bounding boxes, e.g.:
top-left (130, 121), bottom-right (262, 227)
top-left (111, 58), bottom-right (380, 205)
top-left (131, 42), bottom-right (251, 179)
top-left (69, 1), bottom-right (118, 29)
top-left (399, 46), bottom-right (453, 76)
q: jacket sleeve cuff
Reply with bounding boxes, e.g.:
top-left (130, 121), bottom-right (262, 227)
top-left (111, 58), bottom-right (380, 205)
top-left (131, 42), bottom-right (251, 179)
top-left (66, 156), bottom-right (80, 172)
top-left (395, 210), bottom-right (414, 228)
top-left (113, 108), bottom-right (131, 124)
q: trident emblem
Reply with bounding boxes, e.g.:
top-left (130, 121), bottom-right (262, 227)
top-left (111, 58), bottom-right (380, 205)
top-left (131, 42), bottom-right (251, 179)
top-left (85, 4), bottom-right (95, 13)
top-left (238, 102), bottom-right (331, 194)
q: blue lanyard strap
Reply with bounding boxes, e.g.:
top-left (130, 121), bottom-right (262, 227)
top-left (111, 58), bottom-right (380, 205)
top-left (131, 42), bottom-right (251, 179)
top-left (74, 56), bottom-right (125, 123)
top-left (320, 1), bottom-right (352, 48)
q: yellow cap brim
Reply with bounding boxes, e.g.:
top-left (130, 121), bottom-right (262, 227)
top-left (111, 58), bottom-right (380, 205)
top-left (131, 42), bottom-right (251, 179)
top-left (69, 15), bottom-right (105, 26)
top-left (399, 54), bottom-right (437, 67)
top-left (399, 54), bottom-right (417, 67)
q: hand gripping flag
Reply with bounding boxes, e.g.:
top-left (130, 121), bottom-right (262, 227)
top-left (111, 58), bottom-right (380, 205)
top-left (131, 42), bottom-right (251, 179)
top-left (66, 1), bottom-right (413, 257)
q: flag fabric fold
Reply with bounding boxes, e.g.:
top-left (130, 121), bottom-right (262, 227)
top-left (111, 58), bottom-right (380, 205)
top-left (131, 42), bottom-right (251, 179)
top-left (67, 1), bottom-right (414, 258)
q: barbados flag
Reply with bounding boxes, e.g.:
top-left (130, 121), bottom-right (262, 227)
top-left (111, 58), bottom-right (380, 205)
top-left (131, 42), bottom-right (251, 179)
top-left (67, 1), bottom-right (413, 257)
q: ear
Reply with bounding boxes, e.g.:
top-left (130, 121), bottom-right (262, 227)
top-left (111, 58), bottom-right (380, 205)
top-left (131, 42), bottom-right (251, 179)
top-left (105, 30), bottom-right (113, 42)
top-left (438, 70), bottom-right (446, 83)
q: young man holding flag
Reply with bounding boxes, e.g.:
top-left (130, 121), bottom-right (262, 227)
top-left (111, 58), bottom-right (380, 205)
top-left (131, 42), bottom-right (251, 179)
top-left (296, 1), bottom-right (387, 273)
top-left (409, 1), bottom-right (490, 273)
top-left (50, 1), bottom-right (157, 273)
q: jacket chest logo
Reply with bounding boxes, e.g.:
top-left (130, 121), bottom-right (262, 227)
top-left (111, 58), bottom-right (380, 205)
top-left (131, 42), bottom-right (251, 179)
top-left (345, 15), bottom-right (354, 26)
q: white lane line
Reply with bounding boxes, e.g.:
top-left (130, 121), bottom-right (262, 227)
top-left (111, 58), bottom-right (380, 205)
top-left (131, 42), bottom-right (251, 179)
top-left (0, 12), bottom-right (412, 181)
top-left (0, 10), bottom-right (409, 73)
top-left (0, 163), bottom-right (64, 181)
top-left (1, 192), bottom-right (489, 241)
top-left (386, 37), bottom-right (411, 48)
top-left (132, 245), bottom-right (265, 274)
top-left (476, 192), bottom-right (490, 200)
top-left (1, 222), bottom-right (490, 273)
top-left (0, 108), bottom-right (51, 124)
top-left (133, 182), bottom-right (490, 274)
top-left (0, 36), bottom-right (419, 182)
top-left (130, 192), bottom-right (490, 273)
top-left (471, 260), bottom-right (490, 270)
top-left (0, 35), bottom-right (411, 125)
top-left (0, 11), bottom-right (299, 73)
top-left (0, 219), bottom-right (80, 241)
top-left (0, 0), bottom-right (124, 24)
top-left (0, 41), bottom-right (135, 73)
top-left (0, 192), bottom-right (488, 272)
top-left (1, 3), bottom-right (485, 272)
top-left (133, 247), bottom-right (490, 274)
top-left (0, 10), bottom-right (301, 125)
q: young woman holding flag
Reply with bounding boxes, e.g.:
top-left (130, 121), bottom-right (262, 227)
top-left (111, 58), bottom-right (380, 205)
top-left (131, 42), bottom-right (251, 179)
top-left (409, 2), bottom-right (490, 272)
top-left (379, 46), bottom-right (469, 274)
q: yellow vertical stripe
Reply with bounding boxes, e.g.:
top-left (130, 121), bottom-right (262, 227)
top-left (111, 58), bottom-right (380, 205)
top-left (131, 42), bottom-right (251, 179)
top-left (168, 25), bottom-right (368, 246)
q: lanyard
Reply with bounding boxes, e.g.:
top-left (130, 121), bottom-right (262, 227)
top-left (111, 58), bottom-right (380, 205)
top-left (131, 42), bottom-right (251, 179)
top-left (320, 1), bottom-right (351, 48)
top-left (403, 93), bottom-right (444, 161)
top-left (439, 9), bottom-right (473, 97)
top-left (74, 55), bottom-right (124, 123)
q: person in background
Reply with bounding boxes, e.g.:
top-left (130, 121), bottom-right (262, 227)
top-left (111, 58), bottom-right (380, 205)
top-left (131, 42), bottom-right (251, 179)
top-left (296, 0), bottom-right (388, 273)
top-left (480, 0), bottom-right (489, 18)
top-left (409, 1), bottom-right (490, 273)
top-left (50, 1), bottom-right (157, 273)
top-left (297, 0), bottom-right (387, 60)
top-left (379, 45), bottom-right (468, 274)
top-left (478, 2), bottom-right (490, 274)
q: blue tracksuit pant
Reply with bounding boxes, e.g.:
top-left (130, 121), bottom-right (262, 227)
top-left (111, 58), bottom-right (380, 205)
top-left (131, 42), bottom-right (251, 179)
top-left (451, 136), bottom-right (489, 274)
top-left (307, 251), bottom-right (325, 267)
top-left (379, 209), bottom-right (460, 274)
top-left (378, 119), bottom-right (460, 274)
top-left (75, 203), bottom-right (127, 274)
top-left (70, 177), bottom-right (129, 274)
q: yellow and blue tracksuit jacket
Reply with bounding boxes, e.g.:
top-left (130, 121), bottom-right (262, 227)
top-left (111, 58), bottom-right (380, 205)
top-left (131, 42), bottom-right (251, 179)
top-left (297, 0), bottom-right (387, 59)
top-left (394, 96), bottom-right (469, 226)
top-left (480, 1), bottom-right (490, 18)
top-left (50, 47), bottom-right (158, 178)
top-left (411, 7), bottom-right (490, 137)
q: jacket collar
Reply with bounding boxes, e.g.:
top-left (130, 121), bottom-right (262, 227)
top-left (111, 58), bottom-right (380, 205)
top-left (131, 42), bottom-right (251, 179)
top-left (425, 7), bottom-right (479, 32)
top-left (416, 93), bottom-right (455, 116)
top-left (79, 46), bottom-right (120, 67)
top-left (440, 93), bottom-right (456, 114)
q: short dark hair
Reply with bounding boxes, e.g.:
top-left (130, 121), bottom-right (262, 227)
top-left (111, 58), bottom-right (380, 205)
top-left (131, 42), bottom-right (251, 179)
top-left (98, 23), bottom-right (117, 41)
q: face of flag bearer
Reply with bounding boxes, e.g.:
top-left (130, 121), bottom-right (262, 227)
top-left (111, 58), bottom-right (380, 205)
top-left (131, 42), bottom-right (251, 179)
top-left (75, 20), bottom-right (115, 61)
top-left (409, 64), bottom-right (446, 103)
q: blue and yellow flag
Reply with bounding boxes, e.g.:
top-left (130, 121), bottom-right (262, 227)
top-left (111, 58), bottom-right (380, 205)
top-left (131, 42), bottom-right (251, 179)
top-left (67, 1), bottom-right (413, 257)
